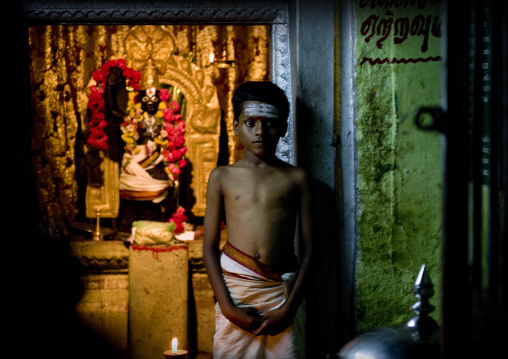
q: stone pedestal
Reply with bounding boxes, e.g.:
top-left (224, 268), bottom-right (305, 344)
top-left (75, 274), bottom-right (129, 356)
top-left (70, 240), bottom-right (130, 359)
top-left (128, 244), bottom-right (189, 359)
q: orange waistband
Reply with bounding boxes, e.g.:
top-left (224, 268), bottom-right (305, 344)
top-left (222, 241), bottom-right (298, 282)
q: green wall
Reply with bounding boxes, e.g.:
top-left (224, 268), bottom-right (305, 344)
top-left (354, 0), bottom-right (443, 332)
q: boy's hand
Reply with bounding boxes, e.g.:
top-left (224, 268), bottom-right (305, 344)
top-left (224, 306), bottom-right (264, 333)
top-left (253, 307), bottom-right (292, 336)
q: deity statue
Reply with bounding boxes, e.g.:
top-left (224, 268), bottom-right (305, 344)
top-left (100, 63), bottom-right (186, 232)
top-left (83, 26), bottom-right (221, 236)
top-left (118, 86), bottom-right (172, 203)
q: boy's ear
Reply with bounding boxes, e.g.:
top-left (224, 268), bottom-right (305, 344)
top-left (233, 119), bottom-right (239, 135)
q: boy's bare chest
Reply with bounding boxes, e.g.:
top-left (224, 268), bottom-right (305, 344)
top-left (222, 169), bottom-right (298, 207)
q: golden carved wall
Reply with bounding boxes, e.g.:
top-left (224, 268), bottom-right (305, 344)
top-left (29, 25), bottom-right (269, 226)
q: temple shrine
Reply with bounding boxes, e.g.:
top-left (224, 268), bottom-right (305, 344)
top-left (15, 1), bottom-right (508, 359)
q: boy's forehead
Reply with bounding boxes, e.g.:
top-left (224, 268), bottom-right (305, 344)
top-left (241, 101), bottom-right (279, 119)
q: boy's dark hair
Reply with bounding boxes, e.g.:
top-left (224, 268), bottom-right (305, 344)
top-left (232, 81), bottom-right (290, 122)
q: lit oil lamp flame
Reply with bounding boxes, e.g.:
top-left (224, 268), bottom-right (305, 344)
top-left (171, 338), bottom-right (178, 354)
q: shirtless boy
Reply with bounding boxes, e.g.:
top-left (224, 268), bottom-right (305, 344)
top-left (203, 81), bottom-right (313, 358)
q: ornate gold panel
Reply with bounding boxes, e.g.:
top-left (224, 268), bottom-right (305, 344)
top-left (185, 135), bottom-right (221, 216)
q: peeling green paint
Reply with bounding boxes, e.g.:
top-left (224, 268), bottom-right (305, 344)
top-left (354, 0), bottom-right (443, 333)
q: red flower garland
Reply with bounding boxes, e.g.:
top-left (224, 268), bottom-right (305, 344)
top-left (157, 91), bottom-right (188, 176)
top-left (87, 59), bottom-right (142, 150)
top-left (169, 207), bottom-right (188, 234)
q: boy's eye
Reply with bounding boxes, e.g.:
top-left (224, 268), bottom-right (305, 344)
top-left (244, 119), bottom-right (255, 126)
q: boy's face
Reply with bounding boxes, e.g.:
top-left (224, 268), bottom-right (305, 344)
top-left (234, 101), bottom-right (287, 157)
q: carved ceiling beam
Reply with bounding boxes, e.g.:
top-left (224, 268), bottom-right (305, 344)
top-left (20, 0), bottom-right (288, 24)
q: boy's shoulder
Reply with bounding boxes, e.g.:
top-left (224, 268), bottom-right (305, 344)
top-left (208, 163), bottom-right (237, 180)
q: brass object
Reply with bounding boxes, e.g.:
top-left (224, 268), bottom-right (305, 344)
top-left (71, 208), bottom-right (115, 241)
top-left (209, 27), bottom-right (235, 69)
top-left (163, 350), bottom-right (187, 359)
top-left (92, 208), bottom-right (102, 241)
top-left (335, 264), bottom-right (440, 359)
top-left (84, 149), bottom-right (120, 218)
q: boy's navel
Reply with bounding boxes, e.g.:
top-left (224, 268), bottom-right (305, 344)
top-left (255, 252), bottom-right (261, 259)
top-left (235, 195), bottom-right (240, 200)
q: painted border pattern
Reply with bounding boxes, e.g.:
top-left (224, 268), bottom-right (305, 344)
top-left (21, 1), bottom-right (287, 24)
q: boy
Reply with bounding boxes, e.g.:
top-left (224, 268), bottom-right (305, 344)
top-left (203, 81), bottom-right (313, 358)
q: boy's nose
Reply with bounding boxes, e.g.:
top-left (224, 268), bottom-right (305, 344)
top-left (254, 122), bottom-right (264, 136)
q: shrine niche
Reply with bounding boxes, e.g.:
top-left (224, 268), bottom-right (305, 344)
top-left (28, 23), bottom-right (272, 233)
top-left (83, 25), bottom-right (221, 227)
top-left (23, 4), bottom-right (291, 357)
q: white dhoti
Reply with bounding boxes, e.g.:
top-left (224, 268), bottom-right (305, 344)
top-left (214, 242), bottom-right (305, 359)
top-left (119, 141), bottom-right (171, 203)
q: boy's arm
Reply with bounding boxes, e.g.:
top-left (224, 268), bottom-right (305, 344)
top-left (203, 168), bottom-right (263, 333)
top-left (254, 168), bottom-right (314, 336)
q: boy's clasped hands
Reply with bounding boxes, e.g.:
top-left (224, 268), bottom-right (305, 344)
top-left (224, 305), bottom-right (293, 336)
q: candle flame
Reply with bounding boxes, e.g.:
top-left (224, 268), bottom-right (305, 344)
top-left (171, 338), bottom-right (177, 353)
top-left (209, 52), bottom-right (215, 63)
